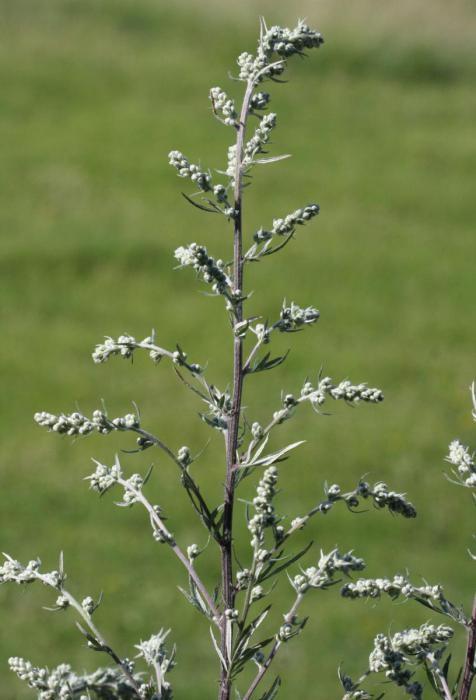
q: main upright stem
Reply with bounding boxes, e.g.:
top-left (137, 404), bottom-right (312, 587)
top-left (459, 593), bottom-right (476, 700)
top-left (219, 80), bottom-right (254, 700)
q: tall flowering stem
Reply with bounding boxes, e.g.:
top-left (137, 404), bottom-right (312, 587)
top-left (11, 18), bottom-right (453, 700)
top-left (460, 594), bottom-right (476, 700)
top-left (219, 78), bottom-right (255, 700)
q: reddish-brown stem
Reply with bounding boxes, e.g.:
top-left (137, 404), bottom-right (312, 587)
top-left (459, 593), bottom-right (476, 700)
top-left (218, 79), bottom-right (255, 700)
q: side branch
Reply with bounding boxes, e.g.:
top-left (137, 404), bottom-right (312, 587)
top-left (132, 426), bottom-right (220, 540)
top-left (122, 480), bottom-right (220, 625)
top-left (62, 591), bottom-right (142, 697)
top-left (242, 594), bottom-right (304, 700)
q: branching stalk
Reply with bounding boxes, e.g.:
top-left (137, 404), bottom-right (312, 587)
top-left (131, 426), bottom-right (220, 539)
top-left (62, 591), bottom-right (142, 697)
top-left (117, 478), bottom-right (220, 625)
top-left (242, 593), bottom-right (304, 700)
top-left (32, 570), bottom-right (143, 697)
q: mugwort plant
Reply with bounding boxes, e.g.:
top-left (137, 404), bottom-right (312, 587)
top-left (2, 18), bottom-right (475, 700)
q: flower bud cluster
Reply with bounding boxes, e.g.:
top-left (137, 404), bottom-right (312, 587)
top-left (341, 574), bottom-right (444, 604)
top-left (121, 473), bottom-right (145, 505)
top-left (0, 555), bottom-right (62, 589)
top-left (237, 52), bottom-right (267, 82)
top-left (92, 333), bottom-right (164, 365)
top-left (248, 466), bottom-right (279, 548)
top-left (111, 413), bottom-right (140, 430)
top-left (86, 457), bottom-right (122, 495)
top-left (250, 585), bottom-right (264, 602)
top-left (236, 568), bottom-right (251, 590)
top-left (250, 91), bottom-right (270, 111)
top-left (81, 596), bottom-right (97, 615)
top-left (178, 445), bottom-right (192, 467)
top-left (254, 204), bottom-right (320, 243)
top-left (187, 544), bottom-right (200, 561)
top-left (251, 324), bottom-right (270, 345)
top-left (391, 624), bottom-right (453, 656)
top-left (290, 516), bottom-right (307, 531)
top-left (272, 407), bottom-right (293, 425)
top-left (55, 594), bottom-right (69, 609)
top-left (168, 150), bottom-right (211, 192)
top-left (226, 113), bottom-right (277, 182)
top-left (87, 462), bottom-right (149, 512)
top-left (212, 184), bottom-right (236, 218)
top-left (1, 556), bottom-right (40, 585)
top-left (92, 333), bottom-right (137, 362)
top-left (225, 608), bottom-right (239, 621)
top-left (34, 409), bottom-right (140, 437)
top-left (293, 549), bottom-right (365, 594)
top-left (226, 144), bottom-right (238, 180)
top-left (237, 21), bottom-right (323, 83)
top-left (170, 348), bottom-right (201, 375)
top-left (277, 621), bottom-right (296, 642)
top-left (300, 376), bottom-right (384, 410)
top-left (251, 422), bottom-right (264, 440)
top-left (368, 624), bottom-right (453, 696)
top-left (283, 393), bottom-right (299, 409)
top-left (8, 658), bottom-right (75, 699)
top-left (446, 439), bottom-right (476, 487)
top-left (319, 479), bottom-right (416, 519)
top-left (277, 301), bottom-right (320, 332)
top-left (174, 243), bottom-right (231, 297)
top-left (371, 482), bottom-right (417, 517)
top-left (152, 521), bottom-right (173, 545)
top-left (9, 657), bottom-right (142, 699)
top-left (243, 112), bottom-right (277, 160)
top-left (34, 410), bottom-right (94, 436)
top-left (135, 629), bottom-right (175, 680)
top-left (9, 658), bottom-right (52, 695)
top-left (259, 21), bottom-right (324, 59)
top-left (210, 86), bottom-right (237, 126)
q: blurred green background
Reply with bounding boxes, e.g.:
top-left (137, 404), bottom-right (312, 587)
top-left (1, 0), bottom-right (475, 697)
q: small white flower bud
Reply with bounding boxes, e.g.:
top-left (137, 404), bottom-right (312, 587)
top-left (81, 596), bottom-right (96, 615)
top-left (187, 544), bottom-right (200, 561)
top-left (250, 585), bottom-right (264, 602)
top-left (55, 595), bottom-right (69, 609)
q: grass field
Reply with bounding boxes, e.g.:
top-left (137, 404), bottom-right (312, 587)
top-left (1, 1), bottom-right (475, 698)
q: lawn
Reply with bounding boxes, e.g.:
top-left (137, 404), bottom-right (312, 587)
top-left (1, 1), bottom-right (475, 698)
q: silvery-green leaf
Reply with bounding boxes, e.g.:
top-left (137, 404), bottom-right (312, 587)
top-left (253, 154), bottom-right (291, 164)
top-left (210, 627), bottom-right (228, 672)
top-left (241, 441), bottom-right (305, 469)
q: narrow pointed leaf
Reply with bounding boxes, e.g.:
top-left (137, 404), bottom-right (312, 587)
top-left (240, 441), bottom-right (305, 469)
top-left (248, 351), bottom-right (290, 374)
top-left (182, 192), bottom-right (219, 213)
top-left (259, 541), bottom-right (314, 583)
top-left (258, 676), bottom-right (281, 700)
top-left (253, 154), bottom-right (291, 164)
top-left (210, 627), bottom-right (228, 672)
